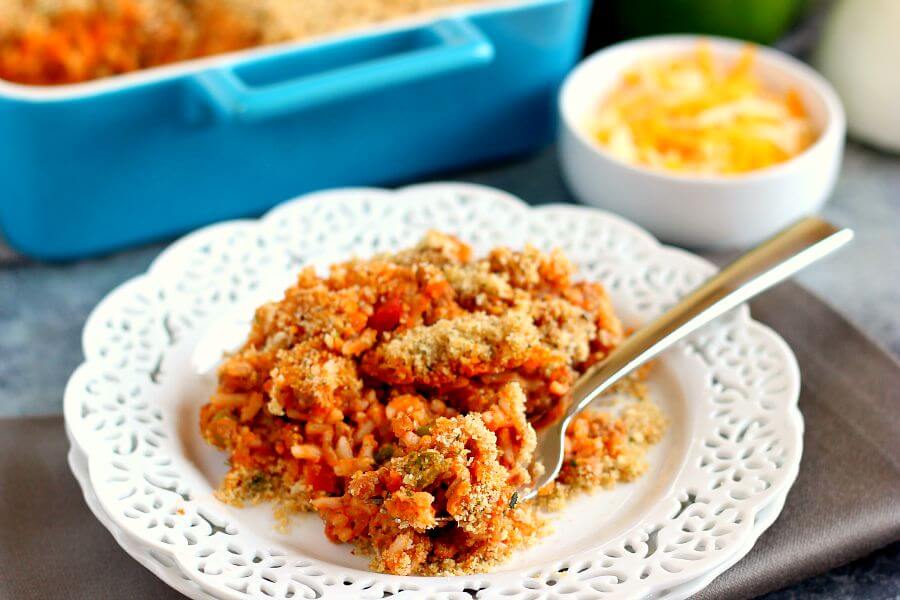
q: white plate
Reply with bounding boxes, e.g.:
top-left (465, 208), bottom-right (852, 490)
top-left (66, 437), bottom-right (789, 600)
top-left (67, 431), bottom-right (218, 600)
top-left (64, 183), bottom-right (802, 599)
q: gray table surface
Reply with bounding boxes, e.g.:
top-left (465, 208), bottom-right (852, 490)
top-left (1, 141), bottom-right (898, 598)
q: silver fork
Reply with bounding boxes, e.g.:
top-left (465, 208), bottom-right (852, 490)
top-left (520, 216), bottom-right (853, 502)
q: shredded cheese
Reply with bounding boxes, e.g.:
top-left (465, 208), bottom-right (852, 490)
top-left (590, 43), bottom-right (817, 176)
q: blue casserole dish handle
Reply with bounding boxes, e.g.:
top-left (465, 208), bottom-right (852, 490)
top-left (191, 18), bottom-right (494, 123)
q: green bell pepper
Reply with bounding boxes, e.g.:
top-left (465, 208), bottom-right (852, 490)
top-left (613, 0), bottom-right (808, 45)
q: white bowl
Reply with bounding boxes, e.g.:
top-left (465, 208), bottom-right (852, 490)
top-left (558, 35), bottom-right (846, 249)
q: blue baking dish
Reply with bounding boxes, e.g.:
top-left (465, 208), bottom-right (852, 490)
top-left (0, 0), bottom-right (590, 260)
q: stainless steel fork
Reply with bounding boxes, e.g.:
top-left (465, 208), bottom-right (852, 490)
top-left (521, 216), bottom-right (853, 501)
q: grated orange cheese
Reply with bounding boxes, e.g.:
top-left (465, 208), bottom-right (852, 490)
top-left (590, 43), bottom-right (817, 175)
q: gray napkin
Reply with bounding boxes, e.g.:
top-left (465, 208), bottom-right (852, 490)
top-left (696, 282), bottom-right (900, 599)
top-left (1, 282), bottom-right (898, 600)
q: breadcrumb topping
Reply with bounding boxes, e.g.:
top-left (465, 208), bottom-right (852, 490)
top-left (362, 311), bottom-right (541, 386)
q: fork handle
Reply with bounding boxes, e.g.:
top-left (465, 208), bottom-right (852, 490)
top-left (565, 216), bottom-right (853, 420)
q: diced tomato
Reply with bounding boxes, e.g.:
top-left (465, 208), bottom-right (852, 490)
top-left (604, 430), bottom-right (622, 457)
top-left (382, 469), bottom-right (403, 493)
top-left (305, 464), bottom-right (338, 494)
top-left (368, 297), bottom-right (404, 331)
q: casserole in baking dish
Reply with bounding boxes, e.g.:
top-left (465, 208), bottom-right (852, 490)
top-left (0, 0), bottom-right (591, 259)
top-left (0, 0), bottom-right (498, 85)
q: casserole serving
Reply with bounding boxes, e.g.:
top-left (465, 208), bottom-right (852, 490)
top-left (0, 0), bottom-right (590, 259)
top-left (198, 230), bottom-right (666, 575)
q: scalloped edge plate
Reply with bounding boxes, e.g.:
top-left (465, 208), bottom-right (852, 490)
top-left (64, 183), bottom-right (802, 599)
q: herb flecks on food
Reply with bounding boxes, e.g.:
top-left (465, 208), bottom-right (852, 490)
top-left (374, 444), bottom-right (396, 463)
top-left (415, 422), bottom-right (434, 437)
top-left (397, 449), bottom-right (447, 488)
